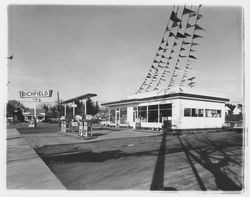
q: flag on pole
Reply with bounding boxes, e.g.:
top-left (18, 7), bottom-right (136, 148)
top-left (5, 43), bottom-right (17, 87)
top-left (183, 7), bottom-right (195, 15)
top-left (194, 24), bottom-right (205, 31)
top-left (193, 34), bottom-right (203, 39)
top-left (170, 11), bottom-right (182, 22)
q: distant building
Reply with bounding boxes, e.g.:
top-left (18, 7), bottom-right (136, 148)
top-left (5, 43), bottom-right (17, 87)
top-left (102, 87), bottom-right (230, 130)
top-left (233, 104), bottom-right (242, 115)
top-left (23, 109), bottom-right (45, 122)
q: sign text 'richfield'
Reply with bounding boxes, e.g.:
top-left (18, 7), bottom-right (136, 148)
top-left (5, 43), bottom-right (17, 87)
top-left (19, 90), bottom-right (53, 98)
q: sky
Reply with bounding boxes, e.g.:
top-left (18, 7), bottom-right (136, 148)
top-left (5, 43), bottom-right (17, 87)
top-left (7, 5), bottom-right (243, 108)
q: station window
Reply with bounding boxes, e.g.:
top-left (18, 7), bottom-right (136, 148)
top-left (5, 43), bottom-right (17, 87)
top-left (198, 109), bottom-right (204, 117)
top-left (185, 108), bottom-right (221, 118)
top-left (191, 108), bottom-right (198, 117)
top-left (138, 106), bottom-right (147, 122)
top-left (217, 110), bottom-right (222, 117)
top-left (148, 105), bottom-right (158, 122)
top-left (160, 104), bottom-right (172, 122)
top-left (110, 108), bottom-right (116, 124)
top-left (184, 108), bottom-right (191, 117)
top-left (120, 107), bottom-right (127, 124)
top-left (205, 109), bottom-right (212, 117)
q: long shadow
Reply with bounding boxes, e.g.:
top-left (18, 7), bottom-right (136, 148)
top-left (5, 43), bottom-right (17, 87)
top-left (150, 132), bottom-right (177, 191)
top-left (183, 140), bottom-right (242, 191)
top-left (200, 137), bottom-right (241, 166)
top-left (177, 136), bottom-right (207, 191)
top-left (40, 149), bottom-right (160, 164)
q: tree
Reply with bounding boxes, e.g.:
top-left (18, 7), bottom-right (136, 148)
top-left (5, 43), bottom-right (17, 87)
top-left (226, 103), bottom-right (236, 115)
top-left (86, 98), bottom-right (100, 116)
top-left (7, 100), bottom-right (27, 122)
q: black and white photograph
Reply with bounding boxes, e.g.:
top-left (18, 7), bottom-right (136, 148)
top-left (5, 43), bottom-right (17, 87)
top-left (1, 0), bottom-right (248, 195)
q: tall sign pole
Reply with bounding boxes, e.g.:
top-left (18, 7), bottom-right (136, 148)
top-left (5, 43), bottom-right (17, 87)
top-left (33, 98), bottom-right (37, 119)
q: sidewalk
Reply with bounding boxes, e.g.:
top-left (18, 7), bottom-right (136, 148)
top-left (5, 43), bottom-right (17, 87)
top-left (6, 128), bottom-right (65, 190)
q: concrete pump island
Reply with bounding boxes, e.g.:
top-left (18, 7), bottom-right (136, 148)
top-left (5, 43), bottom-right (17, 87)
top-left (6, 5), bottom-right (243, 192)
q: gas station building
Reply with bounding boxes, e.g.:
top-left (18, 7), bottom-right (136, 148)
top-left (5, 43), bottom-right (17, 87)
top-left (102, 88), bottom-right (229, 130)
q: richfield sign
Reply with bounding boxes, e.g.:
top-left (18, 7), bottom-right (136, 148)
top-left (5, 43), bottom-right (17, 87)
top-left (19, 90), bottom-right (53, 98)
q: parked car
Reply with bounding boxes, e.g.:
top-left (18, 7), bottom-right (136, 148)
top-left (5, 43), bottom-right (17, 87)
top-left (233, 122), bottom-right (243, 132)
top-left (222, 122), bottom-right (232, 130)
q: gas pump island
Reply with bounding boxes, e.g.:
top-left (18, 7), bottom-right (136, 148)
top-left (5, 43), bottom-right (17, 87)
top-left (60, 93), bottom-right (97, 139)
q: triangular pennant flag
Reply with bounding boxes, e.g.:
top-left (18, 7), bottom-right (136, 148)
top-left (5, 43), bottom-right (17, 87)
top-left (194, 24), bottom-right (205, 31)
top-left (152, 65), bottom-right (156, 69)
top-left (161, 38), bottom-right (165, 43)
top-left (183, 41), bottom-right (191, 45)
top-left (171, 49), bottom-right (175, 53)
top-left (169, 32), bottom-right (176, 38)
top-left (186, 23), bottom-right (192, 28)
top-left (189, 12), bottom-right (196, 17)
top-left (193, 34), bottom-right (203, 39)
top-left (159, 46), bottom-right (164, 50)
top-left (172, 21), bottom-right (178, 28)
top-left (160, 60), bottom-right (164, 63)
top-left (159, 65), bottom-right (164, 68)
top-left (191, 42), bottom-right (199, 46)
top-left (169, 56), bottom-right (172, 60)
top-left (173, 42), bottom-right (177, 46)
top-left (170, 11), bottom-right (182, 22)
top-left (189, 55), bottom-right (197, 59)
top-left (179, 22), bottom-right (182, 29)
top-left (167, 62), bottom-right (170, 65)
top-left (183, 7), bottom-right (195, 15)
top-left (190, 49), bottom-right (196, 52)
top-left (165, 26), bottom-right (170, 32)
top-left (175, 67), bottom-right (181, 70)
top-left (179, 54), bottom-right (187, 58)
top-left (197, 13), bottom-right (203, 20)
top-left (184, 32), bottom-right (191, 37)
top-left (177, 32), bottom-right (186, 38)
top-left (156, 52), bottom-right (161, 56)
top-left (180, 47), bottom-right (185, 51)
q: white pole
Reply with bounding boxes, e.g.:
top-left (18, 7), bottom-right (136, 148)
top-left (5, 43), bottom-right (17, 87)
top-left (64, 104), bottom-right (66, 116)
top-left (85, 99), bottom-right (87, 116)
top-left (34, 100), bottom-right (37, 119)
top-left (73, 101), bottom-right (75, 116)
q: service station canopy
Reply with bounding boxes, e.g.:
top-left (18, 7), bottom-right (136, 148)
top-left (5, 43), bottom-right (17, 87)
top-left (61, 93), bottom-right (97, 104)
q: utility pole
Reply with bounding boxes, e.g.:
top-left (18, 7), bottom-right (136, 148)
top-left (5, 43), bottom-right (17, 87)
top-left (57, 91), bottom-right (61, 117)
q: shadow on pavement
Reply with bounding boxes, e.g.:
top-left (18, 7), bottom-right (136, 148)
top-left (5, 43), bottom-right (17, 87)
top-left (178, 136), bottom-right (207, 191)
top-left (150, 131), bottom-right (177, 191)
top-left (180, 136), bottom-right (242, 191)
top-left (39, 149), bottom-right (160, 164)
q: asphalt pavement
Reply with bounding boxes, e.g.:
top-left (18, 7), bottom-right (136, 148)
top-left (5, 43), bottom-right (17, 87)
top-left (7, 123), bottom-right (243, 191)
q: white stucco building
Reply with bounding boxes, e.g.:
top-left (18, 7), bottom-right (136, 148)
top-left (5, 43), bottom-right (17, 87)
top-left (102, 87), bottom-right (229, 130)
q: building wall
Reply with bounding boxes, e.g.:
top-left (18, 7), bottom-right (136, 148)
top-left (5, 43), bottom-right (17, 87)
top-left (109, 98), bottom-right (226, 130)
top-left (179, 99), bottom-right (225, 129)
